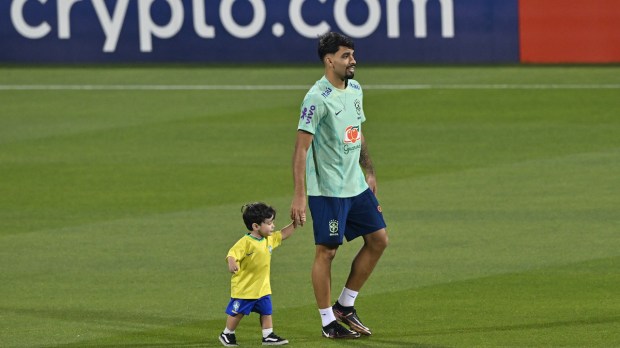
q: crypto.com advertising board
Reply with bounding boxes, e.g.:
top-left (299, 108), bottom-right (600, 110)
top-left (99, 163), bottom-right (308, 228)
top-left (0, 0), bottom-right (519, 63)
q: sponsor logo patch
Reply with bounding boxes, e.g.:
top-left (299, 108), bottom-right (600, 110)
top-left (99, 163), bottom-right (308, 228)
top-left (321, 87), bottom-right (333, 98)
top-left (344, 125), bottom-right (361, 144)
top-left (300, 105), bottom-right (315, 124)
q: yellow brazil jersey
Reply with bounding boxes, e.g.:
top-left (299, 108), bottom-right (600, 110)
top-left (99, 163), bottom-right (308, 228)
top-left (226, 231), bottom-right (282, 299)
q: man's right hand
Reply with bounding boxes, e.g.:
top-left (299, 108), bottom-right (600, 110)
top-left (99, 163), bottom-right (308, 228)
top-left (290, 195), bottom-right (307, 227)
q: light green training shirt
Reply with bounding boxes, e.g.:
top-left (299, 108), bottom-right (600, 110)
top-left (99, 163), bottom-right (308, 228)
top-left (297, 76), bottom-right (368, 198)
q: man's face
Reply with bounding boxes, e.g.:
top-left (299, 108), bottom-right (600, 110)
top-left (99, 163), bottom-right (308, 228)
top-left (327, 46), bottom-right (356, 80)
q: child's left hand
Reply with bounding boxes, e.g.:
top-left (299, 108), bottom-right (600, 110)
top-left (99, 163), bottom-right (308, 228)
top-left (227, 257), bottom-right (239, 273)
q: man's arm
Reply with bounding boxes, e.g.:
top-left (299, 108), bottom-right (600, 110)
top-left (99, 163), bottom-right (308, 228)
top-left (291, 130), bottom-right (313, 226)
top-left (359, 134), bottom-right (377, 194)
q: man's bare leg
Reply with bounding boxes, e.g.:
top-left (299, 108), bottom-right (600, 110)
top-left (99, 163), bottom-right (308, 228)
top-left (333, 229), bottom-right (388, 336)
top-left (345, 229), bottom-right (388, 291)
top-left (312, 244), bottom-right (338, 309)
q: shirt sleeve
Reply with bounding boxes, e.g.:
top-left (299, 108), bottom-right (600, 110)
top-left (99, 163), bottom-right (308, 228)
top-left (297, 92), bottom-right (325, 134)
top-left (358, 86), bottom-right (366, 124)
top-left (270, 231), bottom-right (283, 251)
top-left (226, 238), bottom-right (247, 262)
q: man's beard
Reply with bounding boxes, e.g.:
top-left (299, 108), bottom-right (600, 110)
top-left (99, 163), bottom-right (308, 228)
top-left (345, 66), bottom-right (355, 79)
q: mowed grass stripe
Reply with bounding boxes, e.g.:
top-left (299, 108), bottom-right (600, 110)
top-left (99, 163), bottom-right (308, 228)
top-left (34, 256), bottom-right (620, 347)
top-left (371, 148), bottom-right (620, 292)
top-left (375, 256), bottom-right (620, 347)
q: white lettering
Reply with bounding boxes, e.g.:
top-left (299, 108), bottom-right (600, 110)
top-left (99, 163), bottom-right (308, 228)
top-left (138, 0), bottom-right (184, 52)
top-left (58, 0), bottom-right (81, 39)
top-left (387, 0), bottom-right (454, 38)
top-left (11, 0), bottom-right (51, 39)
top-left (193, 0), bottom-right (215, 38)
top-left (92, 0), bottom-right (130, 52)
top-left (386, 0), bottom-right (399, 38)
top-left (220, 0), bottom-right (265, 39)
top-left (289, 0), bottom-right (330, 39)
top-left (438, 0), bottom-right (455, 38)
top-left (7, 0), bottom-right (457, 55)
top-left (334, 0), bottom-right (380, 39)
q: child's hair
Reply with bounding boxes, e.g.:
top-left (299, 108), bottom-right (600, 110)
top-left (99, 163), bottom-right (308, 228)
top-left (241, 202), bottom-right (276, 231)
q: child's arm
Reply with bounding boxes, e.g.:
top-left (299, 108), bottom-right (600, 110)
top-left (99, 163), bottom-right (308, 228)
top-left (226, 256), bottom-right (239, 273)
top-left (281, 215), bottom-right (305, 240)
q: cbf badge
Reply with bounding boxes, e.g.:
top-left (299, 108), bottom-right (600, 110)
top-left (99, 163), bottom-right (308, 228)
top-left (232, 300), bottom-right (240, 313)
top-left (354, 99), bottom-right (361, 115)
top-left (268, 245), bottom-right (273, 254)
top-left (329, 219), bottom-right (339, 236)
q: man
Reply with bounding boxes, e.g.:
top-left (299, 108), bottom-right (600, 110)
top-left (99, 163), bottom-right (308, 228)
top-left (290, 32), bottom-right (389, 339)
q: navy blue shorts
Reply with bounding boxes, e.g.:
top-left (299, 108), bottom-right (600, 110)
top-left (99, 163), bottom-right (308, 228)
top-left (225, 295), bottom-right (273, 317)
top-left (308, 188), bottom-right (386, 246)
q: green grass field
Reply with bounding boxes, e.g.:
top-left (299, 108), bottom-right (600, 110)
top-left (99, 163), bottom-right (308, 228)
top-left (1, 66), bottom-right (619, 347)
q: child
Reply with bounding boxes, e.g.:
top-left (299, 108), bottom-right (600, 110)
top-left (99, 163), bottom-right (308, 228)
top-left (219, 202), bottom-right (304, 347)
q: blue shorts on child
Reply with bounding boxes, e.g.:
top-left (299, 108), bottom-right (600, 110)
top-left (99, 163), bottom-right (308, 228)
top-left (225, 295), bottom-right (272, 316)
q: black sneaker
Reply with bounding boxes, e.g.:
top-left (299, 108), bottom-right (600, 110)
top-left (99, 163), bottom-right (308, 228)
top-left (219, 332), bottom-right (238, 347)
top-left (333, 302), bottom-right (372, 336)
top-left (262, 332), bottom-right (289, 345)
top-left (322, 320), bottom-right (361, 339)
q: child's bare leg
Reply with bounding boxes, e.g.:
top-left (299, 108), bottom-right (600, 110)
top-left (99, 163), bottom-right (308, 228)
top-left (259, 314), bottom-right (273, 329)
top-left (225, 314), bottom-right (244, 331)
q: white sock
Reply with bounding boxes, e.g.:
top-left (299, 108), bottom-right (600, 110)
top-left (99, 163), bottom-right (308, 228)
top-left (262, 328), bottom-right (273, 338)
top-left (338, 287), bottom-right (358, 307)
top-left (319, 307), bottom-right (337, 327)
top-left (223, 327), bottom-right (234, 334)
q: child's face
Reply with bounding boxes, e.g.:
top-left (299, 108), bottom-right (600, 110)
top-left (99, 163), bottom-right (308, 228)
top-left (256, 216), bottom-right (275, 237)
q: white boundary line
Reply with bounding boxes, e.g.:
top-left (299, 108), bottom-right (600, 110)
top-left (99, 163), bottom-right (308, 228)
top-left (0, 85), bottom-right (307, 91)
top-left (370, 84), bottom-right (620, 90)
top-left (0, 84), bottom-right (619, 91)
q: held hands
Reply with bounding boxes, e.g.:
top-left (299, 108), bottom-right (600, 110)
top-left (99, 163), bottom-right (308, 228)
top-left (290, 195), bottom-right (307, 227)
top-left (292, 211), bottom-right (306, 228)
top-left (291, 213), bottom-right (306, 229)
